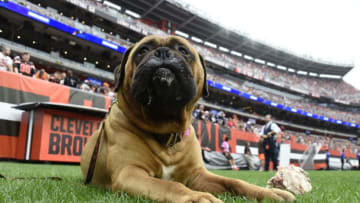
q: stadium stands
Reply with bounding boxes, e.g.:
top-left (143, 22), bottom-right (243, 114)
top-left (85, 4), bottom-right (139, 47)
top-left (0, 0), bottom-right (359, 159)
top-left (12, 0), bottom-right (360, 103)
top-left (207, 73), bottom-right (360, 124)
top-left (59, 0), bottom-right (360, 104)
top-left (7, 0), bottom-right (360, 103)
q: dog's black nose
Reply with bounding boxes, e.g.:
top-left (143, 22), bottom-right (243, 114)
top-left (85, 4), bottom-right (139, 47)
top-left (154, 47), bottom-right (171, 60)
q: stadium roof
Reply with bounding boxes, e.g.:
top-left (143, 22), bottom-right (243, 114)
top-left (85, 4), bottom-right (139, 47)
top-left (110, 0), bottom-right (353, 76)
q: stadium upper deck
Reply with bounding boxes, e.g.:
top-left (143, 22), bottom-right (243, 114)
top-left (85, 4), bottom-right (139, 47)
top-left (107, 0), bottom-right (354, 76)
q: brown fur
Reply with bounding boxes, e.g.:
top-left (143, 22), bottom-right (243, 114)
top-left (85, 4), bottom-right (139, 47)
top-left (81, 36), bottom-right (295, 202)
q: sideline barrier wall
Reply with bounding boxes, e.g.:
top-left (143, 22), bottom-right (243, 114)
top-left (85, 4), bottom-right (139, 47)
top-left (0, 71), bottom-right (111, 159)
top-left (193, 120), bottom-right (357, 170)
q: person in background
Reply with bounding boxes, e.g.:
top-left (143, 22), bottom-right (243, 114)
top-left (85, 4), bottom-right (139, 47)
top-left (13, 56), bottom-right (21, 64)
top-left (198, 105), bottom-right (205, 120)
top-left (34, 69), bottom-right (49, 81)
top-left (232, 114), bottom-right (239, 129)
top-left (227, 117), bottom-right (235, 129)
top-left (80, 79), bottom-right (91, 92)
top-left (101, 82), bottom-right (110, 95)
top-left (221, 136), bottom-right (238, 170)
top-left (258, 136), bottom-right (265, 171)
top-left (63, 70), bottom-right (78, 88)
top-left (60, 72), bottom-right (66, 85)
top-left (340, 149), bottom-right (345, 170)
top-left (200, 110), bottom-right (209, 121)
top-left (14, 52), bottom-right (36, 77)
top-left (193, 104), bottom-right (205, 120)
top-left (210, 113), bottom-right (217, 124)
top-left (238, 119), bottom-right (245, 131)
top-left (107, 87), bottom-right (116, 100)
top-left (260, 114), bottom-right (281, 171)
top-left (244, 142), bottom-right (255, 170)
top-left (0, 46), bottom-right (13, 72)
top-left (245, 120), bottom-right (253, 132)
top-left (192, 105), bottom-right (201, 120)
top-left (326, 149), bottom-right (330, 170)
top-left (49, 71), bottom-right (62, 84)
top-left (217, 111), bottom-right (226, 126)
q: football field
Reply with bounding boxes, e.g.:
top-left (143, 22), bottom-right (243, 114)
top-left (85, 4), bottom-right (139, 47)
top-left (0, 162), bottom-right (359, 202)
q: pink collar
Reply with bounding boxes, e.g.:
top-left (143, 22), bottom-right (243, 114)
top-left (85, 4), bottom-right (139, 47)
top-left (183, 128), bottom-right (190, 137)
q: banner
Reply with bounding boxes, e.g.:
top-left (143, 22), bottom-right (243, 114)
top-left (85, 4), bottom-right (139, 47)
top-left (14, 107), bottom-right (104, 162)
top-left (39, 109), bottom-right (102, 162)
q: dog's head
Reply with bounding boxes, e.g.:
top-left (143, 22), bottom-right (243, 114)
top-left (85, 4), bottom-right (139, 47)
top-left (114, 35), bottom-right (208, 133)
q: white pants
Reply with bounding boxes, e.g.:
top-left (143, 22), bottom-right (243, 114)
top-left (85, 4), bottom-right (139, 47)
top-left (244, 154), bottom-right (256, 170)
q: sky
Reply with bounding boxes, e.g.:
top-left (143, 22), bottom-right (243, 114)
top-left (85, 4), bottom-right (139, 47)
top-left (182, 0), bottom-right (360, 90)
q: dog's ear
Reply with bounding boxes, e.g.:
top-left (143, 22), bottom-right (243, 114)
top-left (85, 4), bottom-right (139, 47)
top-left (198, 54), bottom-right (209, 97)
top-left (114, 46), bottom-right (133, 92)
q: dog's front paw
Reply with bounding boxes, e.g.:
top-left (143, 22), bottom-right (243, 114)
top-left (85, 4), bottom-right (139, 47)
top-left (178, 191), bottom-right (223, 203)
top-left (264, 188), bottom-right (296, 202)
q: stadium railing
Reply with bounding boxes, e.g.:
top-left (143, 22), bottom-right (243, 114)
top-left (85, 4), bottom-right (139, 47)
top-left (0, 38), bottom-right (113, 81)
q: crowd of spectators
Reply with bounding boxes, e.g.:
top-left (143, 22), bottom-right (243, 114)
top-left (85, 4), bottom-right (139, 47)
top-left (193, 104), bottom-right (264, 135)
top-left (15, 0), bottom-right (360, 105)
top-left (285, 130), bottom-right (359, 154)
top-left (0, 46), bottom-right (116, 99)
top-left (208, 73), bottom-right (360, 124)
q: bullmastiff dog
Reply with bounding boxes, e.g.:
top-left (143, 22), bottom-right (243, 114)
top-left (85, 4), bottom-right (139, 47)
top-left (80, 35), bottom-right (295, 202)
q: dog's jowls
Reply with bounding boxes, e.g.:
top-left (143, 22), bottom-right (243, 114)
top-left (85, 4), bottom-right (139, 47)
top-left (80, 35), bottom-right (296, 203)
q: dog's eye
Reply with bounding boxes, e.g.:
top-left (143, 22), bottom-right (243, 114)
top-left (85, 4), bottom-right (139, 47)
top-left (138, 46), bottom-right (150, 55)
top-left (178, 46), bottom-right (188, 56)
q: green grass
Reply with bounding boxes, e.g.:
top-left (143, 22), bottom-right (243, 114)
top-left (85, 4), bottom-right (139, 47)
top-left (0, 162), bottom-right (359, 202)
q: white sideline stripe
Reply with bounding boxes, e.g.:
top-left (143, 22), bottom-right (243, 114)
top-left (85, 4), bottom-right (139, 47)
top-left (329, 158), bottom-right (359, 167)
top-left (290, 153), bottom-right (326, 160)
top-left (0, 102), bottom-right (24, 121)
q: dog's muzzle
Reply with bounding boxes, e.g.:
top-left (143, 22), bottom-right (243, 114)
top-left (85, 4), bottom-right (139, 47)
top-left (131, 46), bottom-right (196, 109)
top-left (152, 67), bottom-right (175, 88)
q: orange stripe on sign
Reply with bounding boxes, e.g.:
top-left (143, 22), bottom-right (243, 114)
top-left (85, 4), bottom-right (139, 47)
top-left (83, 99), bottom-right (93, 107)
top-left (104, 96), bottom-right (112, 110)
top-left (0, 135), bottom-right (18, 159)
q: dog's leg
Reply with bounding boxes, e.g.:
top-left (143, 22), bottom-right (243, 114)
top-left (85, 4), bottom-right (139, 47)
top-left (113, 165), bottom-right (223, 203)
top-left (189, 169), bottom-right (295, 202)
